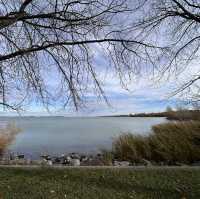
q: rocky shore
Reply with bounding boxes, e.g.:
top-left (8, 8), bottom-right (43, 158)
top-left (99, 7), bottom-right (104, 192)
top-left (1, 152), bottom-right (199, 167)
top-left (0, 153), bottom-right (131, 167)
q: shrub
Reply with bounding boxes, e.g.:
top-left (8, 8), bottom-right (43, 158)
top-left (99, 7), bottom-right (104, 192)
top-left (101, 149), bottom-right (114, 165)
top-left (150, 121), bottom-right (200, 164)
top-left (166, 110), bottom-right (200, 121)
top-left (0, 123), bottom-right (21, 155)
top-left (112, 134), bottom-right (150, 163)
top-left (112, 121), bottom-right (200, 164)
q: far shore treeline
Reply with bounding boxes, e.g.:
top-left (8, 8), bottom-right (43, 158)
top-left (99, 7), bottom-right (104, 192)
top-left (104, 108), bottom-right (200, 121)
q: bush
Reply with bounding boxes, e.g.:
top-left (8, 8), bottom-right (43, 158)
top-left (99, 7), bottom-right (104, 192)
top-left (166, 110), bottom-right (200, 121)
top-left (101, 149), bottom-right (114, 165)
top-left (112, 121), bottom-right (200, 165)
top-left (112, 134), bottom-right (150, 163)
top-left (150, 122), bottom-right (200, 164)
top-left (0, 123), bottom-right (21, 155)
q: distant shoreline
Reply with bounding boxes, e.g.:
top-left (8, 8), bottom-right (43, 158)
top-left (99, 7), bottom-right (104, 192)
top-left (100, 115), bottom-right (166, 118)
top-left (0, 109), bottom-right (199, 120)
top-left (100, 113), bottom-right (167, 118)
top-left (0, 115), bottom-right (165, 118)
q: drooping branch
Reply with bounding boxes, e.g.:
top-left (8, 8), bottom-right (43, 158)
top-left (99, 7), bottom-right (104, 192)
top-left (131, 0), bottom-right (200, 98)
top-left (0, 0), bottom-right (156, 110)
top-left (0, 39), bottom-right (159, 62)
top-left (0, 0), bottom-right (199, 110)
top-left (19, 0), bottom-right (33, 12)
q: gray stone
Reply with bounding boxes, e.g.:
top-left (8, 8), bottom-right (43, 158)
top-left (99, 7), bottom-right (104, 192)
top-left (47, 160), bottom-right (53, 166)
top-left (71, 158), bottom-right (80, 166)
top-left (114, 161), bottom-right (130, 166)
top-left (142, 159), bottom-right (152, 166)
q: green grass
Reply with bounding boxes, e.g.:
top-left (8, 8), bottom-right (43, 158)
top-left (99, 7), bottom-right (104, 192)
top-left (0, 168), bottom-right (199, 198)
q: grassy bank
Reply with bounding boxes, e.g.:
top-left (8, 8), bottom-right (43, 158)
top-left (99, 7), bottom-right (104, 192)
top-left (0, 167), bottom-right (199, 198)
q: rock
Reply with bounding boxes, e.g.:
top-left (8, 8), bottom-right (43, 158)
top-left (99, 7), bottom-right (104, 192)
top-left (70, 153), bottom-right (80, 159)
top-left (65, 156), bottom-right (71, 164)
top-left (114, 161), bottom-right (130, 167)
top-left (142, 159), bottom-right (152, 166)
top-left (17, 154), bottom-right (25, 159)
top-left (52, 157), bottom-right (61, 164)
top-left (71, 158), bottom-right (80, 166)
top-left (80, 155), bottom-right (88, 162)
top-left (47, 160), bottom-right (53, 166)
top-left (40, 155), bottom-right (51, 160)
top-left (60, 156), bottom-right (71, 165)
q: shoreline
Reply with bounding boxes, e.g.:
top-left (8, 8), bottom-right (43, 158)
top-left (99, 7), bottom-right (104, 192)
top-left (1, 152), bottom-right (200, 167)
top-left (0, 165), bottom-right (200, 169)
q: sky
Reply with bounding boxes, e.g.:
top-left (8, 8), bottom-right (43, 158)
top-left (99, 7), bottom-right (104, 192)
top-left (1, 0), bottom-right (200, 117)
top-left (2, 59), bottom-right (197, 117)
top-left (2, 42), bottom-right (200, 117)
top-left (29, 43), bottom-right (199, 117)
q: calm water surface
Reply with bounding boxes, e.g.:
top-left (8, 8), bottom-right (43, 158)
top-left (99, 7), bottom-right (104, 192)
top-left (0, 117), bottom-right (166, 158)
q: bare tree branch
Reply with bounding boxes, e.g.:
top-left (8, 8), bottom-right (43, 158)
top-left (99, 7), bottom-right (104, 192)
top-left (0, 0), bottom-right (157, 110)
top-left (19, 0), bottom-right (33, 12)
top-left (0, 0), bottom-right (199, 110)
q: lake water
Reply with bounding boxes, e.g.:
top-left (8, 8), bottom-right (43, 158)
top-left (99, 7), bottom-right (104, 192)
top-left (0, 117), bottom-right (166, 158)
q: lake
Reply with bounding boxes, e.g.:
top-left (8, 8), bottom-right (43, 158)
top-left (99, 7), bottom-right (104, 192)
top-left (0, 117), bottom-right (166, 158)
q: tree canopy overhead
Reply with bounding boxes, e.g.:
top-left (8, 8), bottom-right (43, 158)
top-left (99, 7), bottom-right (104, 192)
top-left (0, 0), bottom-right (157, 110)
top-left (133, 0), bottom-right (200, 104)
top-left (0, 0), bottom-right (199, 111)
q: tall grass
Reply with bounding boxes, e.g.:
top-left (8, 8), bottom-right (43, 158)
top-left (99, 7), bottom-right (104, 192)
top-left (100, 149), bottom-right (114, 165)
top-left (113, 134), bottom-right (150, 163)
top-left (112, 121), bottom-right (200, 164)
top-left (0, 123), bottom-right (21, 155)
top-left (166, 110), bottom-right (200, 121)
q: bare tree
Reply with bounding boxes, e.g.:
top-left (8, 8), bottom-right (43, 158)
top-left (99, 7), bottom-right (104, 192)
top-left (0, 0), bottom-right (163, 111)
top-left (1, 0), bottom-right (199, 111)
top-left (130, 0), bottom-right (200, 103)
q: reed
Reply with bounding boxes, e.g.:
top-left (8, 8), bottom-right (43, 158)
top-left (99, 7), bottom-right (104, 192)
top-left (150, 121), bottom-right (200, 164)
top-left (112, 134), bottom-right (150, 163)
top-left (112, 121), bottom-right (200, 164)
top-left (101, 149), bottom-right (114, 165)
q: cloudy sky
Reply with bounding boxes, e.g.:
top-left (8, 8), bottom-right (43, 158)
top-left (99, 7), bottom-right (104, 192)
top-left (3, 53), bottom-right (198, 117)
top-left (34, 44), bottom-right (199, 116)
top-left (1, 0), bottom-right (199, 117)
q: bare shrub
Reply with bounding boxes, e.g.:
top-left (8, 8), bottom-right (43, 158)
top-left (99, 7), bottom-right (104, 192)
top-left (0, 123), bottom-right (21, 155)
